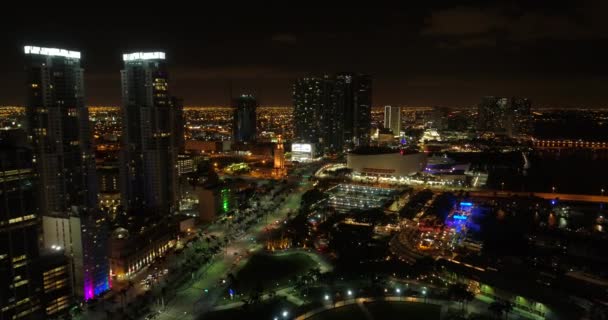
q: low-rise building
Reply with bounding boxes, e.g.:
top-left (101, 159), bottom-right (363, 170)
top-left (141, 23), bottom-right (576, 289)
top-left (108, 219), bottom-right (177, 279)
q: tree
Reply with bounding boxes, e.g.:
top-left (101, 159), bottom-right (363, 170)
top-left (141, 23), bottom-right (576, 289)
top-left (447, 283), bottom-right (475, 312)
top-left (502, 301), bottom-right (513, 320)
top-left (488, 301), bottom-right (504, 319)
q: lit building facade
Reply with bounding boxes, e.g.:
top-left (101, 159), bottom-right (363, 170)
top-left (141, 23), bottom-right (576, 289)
top-left (338, 73), bottom-right (372, 148)
top-left (384, 105), bottom-right (401, 136)
top-left (477, 96), bottom-right (510, 133)
top-left (24, 46), bottom-right (98, 216)
top-left (120, 52), bottom-right (179, 215)
top-left (510, 97), bottom-right (533, 136)
top-left (293, 73), bottom-right (372, 154)
top-left (478, 96), bottom-right (532, 136)
top-left (273, 135), bottom-right (286, 177)
top-left (37, 253), bottom-right (72, 318)
top-left (0, 142), bottom-right (43, 319)
top-left (177, 154), bottom-right (195, 176)
top-left (291, 143), bottom-right (316, 162)
top-left (42, 210), bottom-right (110, 300)
top-left (24, 46), bottom-right (108, 302)
top-left (108, 223), bottom-right (174, 279)
top-left (293, 78), bottom-right (325, 145)
top-left (232, 94), bottom-right (257, 143)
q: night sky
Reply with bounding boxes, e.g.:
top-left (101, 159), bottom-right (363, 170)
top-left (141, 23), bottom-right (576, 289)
top-left (3, 2), bottom-right (608, 107)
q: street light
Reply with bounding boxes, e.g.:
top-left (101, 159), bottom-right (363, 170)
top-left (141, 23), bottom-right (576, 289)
top-left (422, 288), bottom-right (427, 303)
top-left (324, 294), bottom-right (330, 301)
top-left (347, 290), bottom-right (353, 296)
top-left (282, 310), bottom-right (289, 318)
top-left (395, 288), bottom-right (401, 294)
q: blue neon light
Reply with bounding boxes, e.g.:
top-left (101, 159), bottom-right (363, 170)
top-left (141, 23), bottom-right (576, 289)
top-left (551, 199), bottom-right (556, 205)
top-left (460, 202), bottom-right (473, 206)
top-left (453, 215), bottom-right (468, 220)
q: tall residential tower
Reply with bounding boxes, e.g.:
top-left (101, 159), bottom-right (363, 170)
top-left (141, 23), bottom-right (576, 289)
top-left (293, 73), bottom-right (372, 153)
top-left (120, 52), bottom-right (179, 215)
top-left (232, 94), bottom-right (257, 143)
top-left (24, 46), bottom-right (109, 302)
top-left (383, 105), bottom-right (401, 136)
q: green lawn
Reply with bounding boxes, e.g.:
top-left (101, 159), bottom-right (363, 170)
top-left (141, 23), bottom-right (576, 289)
top-left (201, 298), bottom-right (296, 320)
top-left (308, 301), bottom-right (441, 320)
top-left (235, 252), bottom-right (317, 294)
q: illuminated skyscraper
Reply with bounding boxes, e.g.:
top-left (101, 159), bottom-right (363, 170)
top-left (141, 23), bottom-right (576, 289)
top-left (293, 73), bottom-right (372, 153)
top-left (24, 46), bottom-right (98, 215)
top-left (477, 96), bottom-right (532, 136)
top-left (24, 46), bottom-right (109, 302)
top-left (293, 77), bottom-right (323, 145)
top-left (510, 97), bottom-right (533, 136)
top-left (232, 94), bottom-right (257, 143)
top-left (336, 73), bottom-right (372, 148)
top-left (120, 52), bottom-right (179, 214)
top-left (384, 105), bottom-right (401, 136)
top-left (477, 96), bottom-right (510, 133)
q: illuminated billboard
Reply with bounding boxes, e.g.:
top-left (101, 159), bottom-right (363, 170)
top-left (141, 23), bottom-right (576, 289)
top-left (122, 52), bottom-right (166, 61)
top-left (24, 46), bottom-right (81, 59)
top-left (292, 143), bottom-right (312, 152)
top-left (291, 143), bottom-right (315, 162)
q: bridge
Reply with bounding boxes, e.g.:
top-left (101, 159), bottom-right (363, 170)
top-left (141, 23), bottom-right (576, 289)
top-left (532, 139), bottom-right (608, 150)
top-left (469, 190), bottom-right (608, 203)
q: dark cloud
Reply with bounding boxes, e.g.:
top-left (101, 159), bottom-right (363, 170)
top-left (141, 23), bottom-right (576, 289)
top-left (423, 1), bottom-right (608, 44)
top-left (271, 34), bottom-right (297, 44)
top-left (1, 3), bottom-right (608, 107)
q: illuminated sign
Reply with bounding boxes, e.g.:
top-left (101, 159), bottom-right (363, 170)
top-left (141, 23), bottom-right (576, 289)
top-left (24, 46), bottom-right (80, 59)
top-left (460, 202), bottom-right (473, 207)
top-left (453, 215), bottom-right (468, 220)
top-left (292, 143), bottom-right (312, 153)
top-left (122, 52), bottom-right (166, 61)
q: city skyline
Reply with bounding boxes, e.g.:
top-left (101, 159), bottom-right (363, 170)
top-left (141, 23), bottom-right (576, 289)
top-left (2, 4), bottom-right (608, 320)
top-left (2, 2), bottom-right (608, 107)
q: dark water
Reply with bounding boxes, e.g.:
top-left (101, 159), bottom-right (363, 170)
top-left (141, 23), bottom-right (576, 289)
top-left (446, 151), bottom-right (608, 195)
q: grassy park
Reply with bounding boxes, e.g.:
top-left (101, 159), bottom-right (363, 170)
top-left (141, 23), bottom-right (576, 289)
top-left (235, 252), bottom-right (318, 294)
top-left (308, 301), bottom-right (441, 320)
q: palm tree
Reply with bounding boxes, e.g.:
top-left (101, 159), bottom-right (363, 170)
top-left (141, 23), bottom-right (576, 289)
top-left (502, 301), bottom-right (513, 320)
top-left (463, 290), bottom-right (475, 313)
top-left (488, 301), bottom-right (504, 319)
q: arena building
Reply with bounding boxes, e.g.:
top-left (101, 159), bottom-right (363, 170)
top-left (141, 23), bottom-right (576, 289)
top-left (347, 147), bottom-right (427, 179)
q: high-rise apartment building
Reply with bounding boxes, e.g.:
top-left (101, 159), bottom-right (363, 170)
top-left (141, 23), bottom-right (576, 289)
top-left (232, 94), bottom-right (257, 143)
top-left (477, 96), bottom-right (510, 133)
top-left (0, 135), bottom-right (43, 319)
top-left (120, 52), bottom-right (179, 214)
top-left (24, 46), bottom-right (108, 302)
top-left (477, 96), bottom-right (533, 136)
top-left (384, 105), bottom-right (401, 136)
top-left (510, 97), bottom-right (533, 136)
top-left (293, 77), bottom-right (325, 145)
top-left (293, 73), bottom-right (372, 153)
top-left (24, 46), bottom-right (98, 215)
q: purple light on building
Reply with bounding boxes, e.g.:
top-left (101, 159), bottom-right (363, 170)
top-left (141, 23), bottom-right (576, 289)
top-left (84, 283), bottom-right (94, 300)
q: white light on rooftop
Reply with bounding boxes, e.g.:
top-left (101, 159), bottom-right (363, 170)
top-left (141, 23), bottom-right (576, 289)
top-left (24, 46), bottom-right (80, 59)
top-left (123, 52), bottom-right (166, 61)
